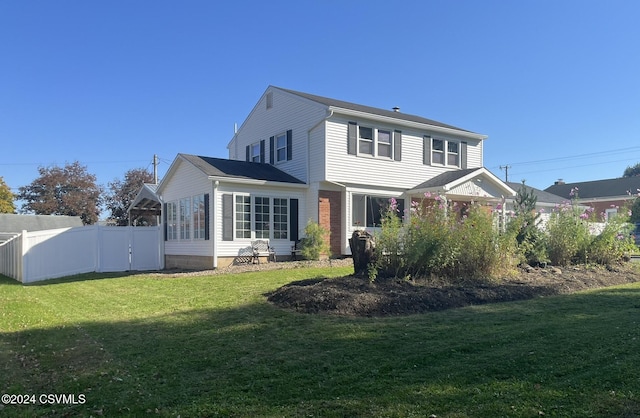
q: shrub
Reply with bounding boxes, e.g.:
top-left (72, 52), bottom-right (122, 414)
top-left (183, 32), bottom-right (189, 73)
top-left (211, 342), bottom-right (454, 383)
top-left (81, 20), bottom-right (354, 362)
top-left (300, 220), bottom-right (331, 260)
top-left (587, 212), bottom-right (636, 264)
top-left (545, 201), bottom-right (591, 266)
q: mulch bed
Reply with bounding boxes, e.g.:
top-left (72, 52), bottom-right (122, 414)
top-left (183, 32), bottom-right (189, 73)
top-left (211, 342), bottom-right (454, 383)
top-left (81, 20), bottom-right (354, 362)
top-left (266, 262), bottom-right (640, 317)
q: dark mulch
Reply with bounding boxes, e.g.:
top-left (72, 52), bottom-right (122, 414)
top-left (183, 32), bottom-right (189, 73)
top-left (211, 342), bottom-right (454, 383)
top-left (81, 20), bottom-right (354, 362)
top-left (266, 263), bottom-right (640, 317)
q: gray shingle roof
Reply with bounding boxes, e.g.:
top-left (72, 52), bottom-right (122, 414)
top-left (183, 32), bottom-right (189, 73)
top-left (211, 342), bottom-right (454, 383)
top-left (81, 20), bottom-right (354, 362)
top-left (0, 214), bottom-right (83, 233)
top-left (411, 168), bottom-right (480, 189)
top-left (276, 87), bottom-right (476, 133)
top-left (180, 154), bottom-right (305, 184)
top-left (506, 182), bottom-right (566, 205)
top-left (544, 177), bottom-right (640, 200)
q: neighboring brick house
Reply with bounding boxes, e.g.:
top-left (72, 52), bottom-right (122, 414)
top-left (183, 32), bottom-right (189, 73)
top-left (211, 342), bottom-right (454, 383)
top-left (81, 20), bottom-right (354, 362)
top-left (545, 177), bottom-right (640, 220)
top-left (156, 86), bottom-right (521, 269)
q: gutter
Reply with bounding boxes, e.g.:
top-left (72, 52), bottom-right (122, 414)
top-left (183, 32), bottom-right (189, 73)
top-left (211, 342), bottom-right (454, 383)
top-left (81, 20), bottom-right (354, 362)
top-left (329, 107), bottom-right (488, 141)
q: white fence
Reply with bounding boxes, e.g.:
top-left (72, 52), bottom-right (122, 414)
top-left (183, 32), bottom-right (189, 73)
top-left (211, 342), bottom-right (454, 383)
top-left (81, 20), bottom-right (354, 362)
top-left (0, 226), bottom-right (163, 284)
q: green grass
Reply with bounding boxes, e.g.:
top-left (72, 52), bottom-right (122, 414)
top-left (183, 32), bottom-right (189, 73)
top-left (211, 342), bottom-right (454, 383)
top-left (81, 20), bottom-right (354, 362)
top-left (1, 266), bottom-right (640, 417)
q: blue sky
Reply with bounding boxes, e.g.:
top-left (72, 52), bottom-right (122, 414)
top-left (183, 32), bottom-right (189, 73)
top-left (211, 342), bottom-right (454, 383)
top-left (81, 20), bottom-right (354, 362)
top-left (2, 1), bottom-right (640, 209)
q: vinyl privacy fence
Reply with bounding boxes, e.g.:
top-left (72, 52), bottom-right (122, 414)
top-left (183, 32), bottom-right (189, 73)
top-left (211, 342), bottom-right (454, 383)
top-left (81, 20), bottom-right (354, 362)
top-left (0, 226), bottom-right (163, 283)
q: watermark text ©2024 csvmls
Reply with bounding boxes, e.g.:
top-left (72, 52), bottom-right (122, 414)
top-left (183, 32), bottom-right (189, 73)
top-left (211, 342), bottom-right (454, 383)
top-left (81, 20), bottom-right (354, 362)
top-left (1, 393), bottom-right (86, 406)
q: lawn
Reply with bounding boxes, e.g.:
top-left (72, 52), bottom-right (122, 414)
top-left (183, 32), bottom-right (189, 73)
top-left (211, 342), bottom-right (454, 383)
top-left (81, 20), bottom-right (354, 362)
top-left (1, 266), bottom-right (640, 417)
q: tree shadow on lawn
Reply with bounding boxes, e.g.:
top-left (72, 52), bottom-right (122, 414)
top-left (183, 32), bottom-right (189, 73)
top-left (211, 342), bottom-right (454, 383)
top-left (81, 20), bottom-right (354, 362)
top-left (2, 288), bottom-right (640, 417)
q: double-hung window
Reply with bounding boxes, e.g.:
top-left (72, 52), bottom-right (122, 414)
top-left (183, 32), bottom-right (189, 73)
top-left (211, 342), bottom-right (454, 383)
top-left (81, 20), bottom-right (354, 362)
top-left (275, 133), bottom-right (287, 162)
top-left (447, 141), bottom-right (459, 166)
top-left (432, 139), bottom-right (445, 165)
top-left (377, 129), bottom-right (392, 158)
top-left (250, 143), bottom-right (261, 163)
top-left (430, 138), bottom-right (461, 167)
top-left (358, 126), bottom-right (374, 155)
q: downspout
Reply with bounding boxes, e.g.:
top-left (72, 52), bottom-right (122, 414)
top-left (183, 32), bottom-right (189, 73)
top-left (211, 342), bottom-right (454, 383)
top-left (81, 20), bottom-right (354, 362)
top-left (212, 180), bottom-right (219, 269)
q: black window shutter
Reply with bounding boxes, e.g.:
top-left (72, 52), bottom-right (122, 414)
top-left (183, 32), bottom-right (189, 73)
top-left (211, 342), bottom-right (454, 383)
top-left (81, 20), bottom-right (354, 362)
top-left (286, 129), bottom-right (293, 160)
top-left (260, 140), bottom-right (265, 163)
top-left (222, 194), bottom-right (233, 241)
top-left (269, 136), bottom-right (275, 164)
top-left (163, 203), bottom-right (168, 241)
top-left (423, 135), bottom-right (431, 165)
top-left (245, 145), bottom-right (250, 162)
top-left (347, 122), bottom-right (357, 155)
top-left (394, 130), bottom-right (402, 161)
top-left (204, 193), bottom-right (210, 241)
top-left (290, 198), bottom-right (299, 242)
top-left (461, 141), bottom-right (468, 169)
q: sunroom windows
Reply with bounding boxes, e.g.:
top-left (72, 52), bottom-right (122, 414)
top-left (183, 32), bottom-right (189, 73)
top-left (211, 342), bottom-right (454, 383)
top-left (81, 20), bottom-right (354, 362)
top-left (165, 194), bottom-right (209, 241)
top-left (227, 194), bottom-right (294, 241)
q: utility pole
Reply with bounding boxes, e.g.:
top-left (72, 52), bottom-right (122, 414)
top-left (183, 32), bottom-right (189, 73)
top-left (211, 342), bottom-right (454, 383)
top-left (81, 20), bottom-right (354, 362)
top-left (153, 154), bottom-right (158, 184)
top-left (499, 164), bottom-right (511, 182)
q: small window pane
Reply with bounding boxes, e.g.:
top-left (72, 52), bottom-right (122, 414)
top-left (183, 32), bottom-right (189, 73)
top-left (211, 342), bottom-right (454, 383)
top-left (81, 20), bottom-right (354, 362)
top-left (359, 140), bottom-right (372, 155)
top-left (433, 139), bottom-right (444, 151)
top-left (448, 142), bottom-right (458, 153)
top-left (359, 127), bottom-right (373, 140)
top-left (378, 130), bottom-right (391, 144)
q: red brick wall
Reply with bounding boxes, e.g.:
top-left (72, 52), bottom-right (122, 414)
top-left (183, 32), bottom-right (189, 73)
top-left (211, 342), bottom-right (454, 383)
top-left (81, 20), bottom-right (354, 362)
top-left (318, 190), bottom-right (342, 256)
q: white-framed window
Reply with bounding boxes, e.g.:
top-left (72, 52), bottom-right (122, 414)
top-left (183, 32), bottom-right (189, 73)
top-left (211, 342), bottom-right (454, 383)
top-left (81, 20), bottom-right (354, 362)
top-left (358, 126), bottom-right (374, 155)
top-left (231, 194), bottom-right (291, 240)
top-left (250, 143), bottom-right (261, 163)
top-left (275, 133), bottom-right (287, 162)
top-left (255, 196), bottom-right (270, 239)
top-left (266, 92), bottom-right (273, 109)
top-left (235, 195), bottom-right (252, 239)
top-left (193, 194), bottom-right (206, 240)
top-left (166, 202), bottom-right (178, 240)
top-left (432, 138), bottom-right (445, 165)
top-left (605, 207), bottom-right (618, 221)
top-left (273, 198), bottom-right (288, 239)
top-left (179, 197), bottom-right (191, 240)
top-left (431, 138), bottom-right (460, 167)
top-left (447, 141), bottom-right (459, 166)
top-left (352, 194), bottom-right (405, 228)
top-left (377, 129), bottom-right (392, 158)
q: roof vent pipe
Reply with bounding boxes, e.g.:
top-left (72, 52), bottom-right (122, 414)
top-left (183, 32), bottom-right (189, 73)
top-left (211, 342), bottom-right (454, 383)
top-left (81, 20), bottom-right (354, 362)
top-left (392, 106), bottom-right (400, 112)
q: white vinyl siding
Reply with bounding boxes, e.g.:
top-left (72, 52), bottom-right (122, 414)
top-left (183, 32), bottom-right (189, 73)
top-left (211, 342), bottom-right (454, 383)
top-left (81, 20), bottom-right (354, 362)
top-left (161, 159), bottom-right (213, 257)
top-left (227, 87), bottom-right (328, 183)
top-left (324, 117), bottom-right (483, 189)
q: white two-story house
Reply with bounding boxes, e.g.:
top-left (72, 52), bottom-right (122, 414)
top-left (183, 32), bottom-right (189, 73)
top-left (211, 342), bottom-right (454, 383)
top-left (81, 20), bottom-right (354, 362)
top-left (156, 86), bottom-right (516, 269)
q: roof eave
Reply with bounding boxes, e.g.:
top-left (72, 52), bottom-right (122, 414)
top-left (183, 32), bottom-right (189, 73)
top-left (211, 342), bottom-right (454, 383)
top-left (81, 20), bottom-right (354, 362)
top-left (329, 107), bottom-right (488, 141)
top-left (208, 176), bottom-right (308, 188)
